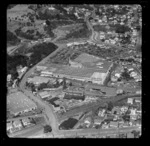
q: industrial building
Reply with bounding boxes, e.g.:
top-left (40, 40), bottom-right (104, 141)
top-left (7, 92), bottom-right (37, 116)
top-left (37, 53), bottom-right (114, 85)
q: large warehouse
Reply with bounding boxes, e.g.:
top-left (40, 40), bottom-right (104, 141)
top-left (37, 53), bottom-right (114, 85)
top-left (7, 92), bottom-right (37, 116)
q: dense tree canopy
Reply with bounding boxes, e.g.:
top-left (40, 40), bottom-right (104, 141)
top-left (7, 30), bottom-right (20, 45)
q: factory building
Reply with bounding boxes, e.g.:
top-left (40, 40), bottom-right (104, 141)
top-left (37, 53), bottom-right (114, 85)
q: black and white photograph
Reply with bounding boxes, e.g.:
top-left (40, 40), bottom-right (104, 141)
top-left (6, 4), bottom-right (142, 138)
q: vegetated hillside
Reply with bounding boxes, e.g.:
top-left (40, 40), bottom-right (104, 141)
top-left (7, 4), bottom-right (91, 41)
top-left (7, 42), bottom-right (58, 79)
top-left (14, 27), bottom-right (43, 40)
top-left (7, 4), bottom-right (18, 9)
top-left (93, 24), bottom-right (131, 34)
top-left (43, 20), bottom-right (75, 38)
top-left (15, 42), bottom-right (58, 66)
top-left (7, 54), bottom-right (29, 79)
top-left (7, 30), bottom-right (20, 45)
top-left (60, 22), bottom-right (91, 40)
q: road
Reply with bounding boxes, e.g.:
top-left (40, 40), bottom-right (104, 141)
top-left (7, 43), bottom-right (22, 55)
top-left (9, 123), bottom-right (44, 138)
top-left (58, 94), bottom-right (141, 122)
top-left (7, 114), bottom-right (44, 122)
top-left (19, 43), bottom-right (66, 134)
top-left (45, 125), bottom-right (141, 138)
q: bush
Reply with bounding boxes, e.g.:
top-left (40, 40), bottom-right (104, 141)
top-left (7, 30), bottom-right (20, 45)
top-left (43, 125), bottom-right (52, 133)
top-left (7, 54), bottom-right (28, 80)
top-left (107, 101), bottom-right (114, 111)
top-left (93, 25), bottom-right (107, 32)
top-left (63, 23), bottom-right (91, 40)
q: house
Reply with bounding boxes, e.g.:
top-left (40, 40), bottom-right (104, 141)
top-left (135, 99), bottom-right (141, 103)
top-left (121, 106), bottom-right (128, 113)
top-left (112, 107), bottom-right (121, 115)
top-left (101, 123), bottom-right (109, 129)
top-left (22, 118), bottom-right (31, 126)
top-left (38, 91), bottom-right (51, 99)
top-left (98, 109), bottom-right (106, 117)
top-left (122, 122), bottom-right (129, 127)
top-left (13, 120), bottom-right (22, 130)
top-left (118, 121), bottom-right (124, 127)
top-left (109, 121), bottom-right (118, 128)
top-left (127, 98), bottom-right (133, 104)
top-left (7, 122), bottom-right (13, 133)
top-left (84, 117), bottom-right (92, 127)
top-left (127, 132), bottom-right (134, 138)
top-left (136, 110), bottom-right (141, 115)
top-left (94, 117), bottom-right (103, 125)
top-left (130, 108), bottom-right (137, 115)
top-left (113, 115), bottom-right (119, 121)
top-left (7, 74), bottom-right (12, 82)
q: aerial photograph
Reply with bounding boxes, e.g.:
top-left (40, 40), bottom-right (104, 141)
top-left (7, 4), bottom-right (142, 138)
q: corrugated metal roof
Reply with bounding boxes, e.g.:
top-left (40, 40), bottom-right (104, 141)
top-left (43, 53), bottom-right (113, 80)
top-left (7, 92), bottom-right (37, 115)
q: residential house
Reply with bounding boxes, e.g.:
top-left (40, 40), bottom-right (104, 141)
top-left (112, 107), bottom-right (121, 115)
top-left (38, 91), bottom-right (51, 99)
top-left (109, 121), bottom-right (118, 128)
top-left (101, 123), bottom-right (109, 129)
top-left (13, 120), bottom-right (22, 130)
top-left (22, 118), bottom-right (32, 127)
top-left (135, 99), bottom-right (141, 103)
top-left (7, 122), bottom-right (13, 133)
top-left (98, 109), bottom-right (106, 117)
top-left (130, 108), bottom-right (137, 115)
top-left (94, 118), bottom-right (103, 125)
top-left (7, 74), bottom-right (12, 82)
top-left (84, 117), bottom-right (92, 127)
top-left (127, 132), bottom-right (134, 138)
top-left (127, 98), bottom-right (134, 105)
top-left (122, 122), bottom-right (130, 127)
top-left (121, 106), bottom-right (128, 113)
top-left (118, 120), bottom-right (124, 128)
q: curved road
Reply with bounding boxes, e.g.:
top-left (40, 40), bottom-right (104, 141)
top-left (19, 42), bottom-right (68, 135)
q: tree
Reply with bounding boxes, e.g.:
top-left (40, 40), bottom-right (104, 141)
top-left (131, 130), bottom-right (140, 138)
top-left (121, 69), bottom-right (133, 81)
top-left (122, 115), bottom-right (130, 122)
top-left (54, 79), bottom-right (59, 88)
top-left (107, 101), bottom-right (114, 111)
top-left (63, 77), bottom-right (67, 89)
top-left (43, 125), bottom-right (52, 133)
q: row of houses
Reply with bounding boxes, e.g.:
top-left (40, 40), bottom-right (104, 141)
top-left (7, 118), bottom-right (34, 134)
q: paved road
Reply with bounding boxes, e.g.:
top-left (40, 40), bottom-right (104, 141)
top-left (7, 114), bottom-right (44, 122)
top-left (46, 126), bottom-right (141, 137)
top-left (19, 42), bottom-right (68, 135)
top-left (10, 124), bottom-right (44, 138)
top-left (58, 94), bottom-right (141, 122)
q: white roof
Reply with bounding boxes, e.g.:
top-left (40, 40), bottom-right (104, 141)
top-left (28, 76), bottom-right (50, 84)
top-left (7, 92), bottom-right (37, 115)
top-left (91, 72), bottom-right (106, 80)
